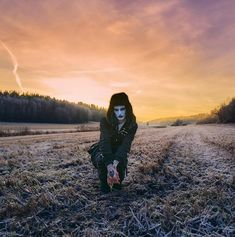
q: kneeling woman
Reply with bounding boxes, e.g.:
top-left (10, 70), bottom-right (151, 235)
top-left (88, 92), bottom-right (138, 193)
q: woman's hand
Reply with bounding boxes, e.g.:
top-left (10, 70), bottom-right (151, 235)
top-left (107, 163), bottom-right (114, 173)
top-left (113, 160), bottom-right (119, 169)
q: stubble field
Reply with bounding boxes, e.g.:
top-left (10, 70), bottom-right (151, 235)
top-left (0, 124), bottom-right (234, 236)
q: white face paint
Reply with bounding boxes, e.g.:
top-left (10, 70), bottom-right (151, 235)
top-left (114, 105), bottom-right (126, 122)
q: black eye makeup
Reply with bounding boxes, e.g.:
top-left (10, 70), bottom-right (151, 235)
top-left (114, 106), bottom-right (125, 112)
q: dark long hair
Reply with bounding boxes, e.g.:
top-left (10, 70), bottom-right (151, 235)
top-left (106, 92), bottom-right (136, 127)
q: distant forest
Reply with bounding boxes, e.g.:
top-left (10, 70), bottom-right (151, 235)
top-left (217, 98), bottom-right (235, 123)
top-left (0, 91), bottom-right (106, 123)
top-left (197, 97), bottom-right (235, 124)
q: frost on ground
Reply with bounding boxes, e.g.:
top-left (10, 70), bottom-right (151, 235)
top-left (0, 125), bottom-right (234, 236)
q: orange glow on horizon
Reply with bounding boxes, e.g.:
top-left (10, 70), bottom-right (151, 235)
top-left (0, 1), bottom-right (235, 122)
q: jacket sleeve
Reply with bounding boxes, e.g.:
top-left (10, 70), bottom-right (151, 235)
top-left (115, 123), bottom-right (138, 162)
top-left (99, 117), bottom-right (114, 166)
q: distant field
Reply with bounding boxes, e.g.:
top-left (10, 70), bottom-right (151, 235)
top-left (0, 124), bottom-right (234, 236)
top-left (0, 122), bottom-right (99, 136)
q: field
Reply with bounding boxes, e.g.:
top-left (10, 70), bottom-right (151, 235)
top-left (0, 122), bottom-right (99, 136)
top-left (0, 124), bottom-right (234, 236)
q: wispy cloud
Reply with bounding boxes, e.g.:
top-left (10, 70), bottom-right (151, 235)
top-left (0, 0), bottom-right (235, 120)
top-left (1, 40), bottom-right (24, 92)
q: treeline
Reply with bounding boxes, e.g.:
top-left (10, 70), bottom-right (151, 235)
top-left (197, 97), bottom-right (235, 124)
top-left (0, 91), bottom-right (106, 123)
top-left (217, 98), bottom-right (235, 123)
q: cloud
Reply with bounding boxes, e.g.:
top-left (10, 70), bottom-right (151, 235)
top-left (0, 40), bottom-right (24, 92)
top-left (0, 0), bottom-right (235, 120)
top-left (68, 67), bottom-right (126, 75)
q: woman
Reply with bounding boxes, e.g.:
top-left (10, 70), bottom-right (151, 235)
top-left (88, 92), bottom-right (138, 193)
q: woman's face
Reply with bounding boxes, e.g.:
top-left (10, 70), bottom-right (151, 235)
top-left (114, 105), bottom-right (126, 122)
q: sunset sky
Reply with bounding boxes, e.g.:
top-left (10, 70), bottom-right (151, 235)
top-left (0, 0), bottom-right (235, 121)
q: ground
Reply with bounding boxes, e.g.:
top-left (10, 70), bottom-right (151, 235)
top-left (0, 124), bottom-right (234, 236)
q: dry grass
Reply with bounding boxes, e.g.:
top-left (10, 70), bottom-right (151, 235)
top-left (0, 125), bottom-right (234, 236)
top-left (199, 124), bottom-right (235, 157)
top-left (0, 122), bottom-right (99, 137)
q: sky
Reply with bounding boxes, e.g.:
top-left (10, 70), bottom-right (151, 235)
top-left (0, 0), bottom-right (235, 122)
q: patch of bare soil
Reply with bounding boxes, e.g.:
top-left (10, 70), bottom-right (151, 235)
top-left (0, 125), bottom-right (234, 236)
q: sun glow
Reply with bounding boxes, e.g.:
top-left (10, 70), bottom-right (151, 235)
top-left (1, 1), bottom-right (235, 121)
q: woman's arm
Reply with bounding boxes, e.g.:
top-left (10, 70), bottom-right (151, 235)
top-left (114, 123), bottom-right (138, 162)
top-left (99, 117), bottom-right (114, 166)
